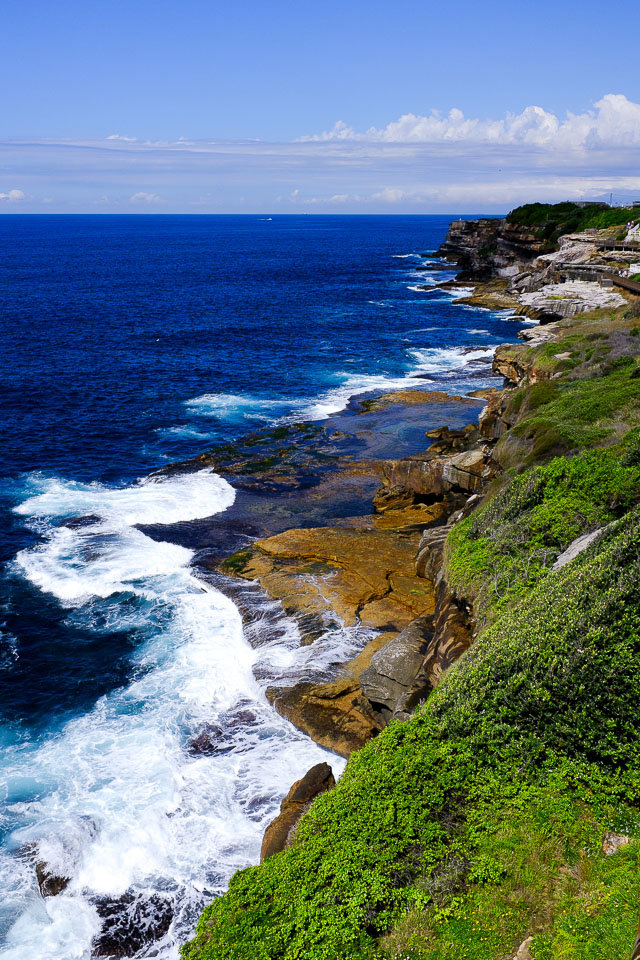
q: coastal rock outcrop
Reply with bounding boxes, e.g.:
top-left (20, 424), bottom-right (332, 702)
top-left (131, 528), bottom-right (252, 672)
top-left (265, 636), bottom-right (388, 757)
top-left (261, 762), bottom-right (335, 861)
top-left (378, 446), bottom-right (492, 500)
top-left (36, 860), bottom-right (70, 898)
top-left (223, 525), bottom-right (436, 638)
top-left (437, 218), bottom-right (547, 280)
top-left (517, 280), bottom-right (626, 322)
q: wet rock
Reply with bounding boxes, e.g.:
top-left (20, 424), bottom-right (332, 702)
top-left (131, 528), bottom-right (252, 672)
top-left (187, 723), bottom-right (232, 756)
top-left (63, 514), bottom-right (103, 529)
top-left (261, 762), bottom-right (335, 861)
top-left (36, 860), bottom-right (70, 898)
top-left (442, 449), bottom-right (488, 494)
top-left (360, 389), bottom-right (478, 413)
top-left (228, 525), bottom-right (434, 638)
top-left (91, 892), bottom-right (173, 958)
top-left (425, 423), bottom-right (481, 456)
top-left (373, 484), bottom-right (417, 513)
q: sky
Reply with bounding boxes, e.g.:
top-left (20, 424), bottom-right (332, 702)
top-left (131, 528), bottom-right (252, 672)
top-left (2, 0), bottom-right (640, 213)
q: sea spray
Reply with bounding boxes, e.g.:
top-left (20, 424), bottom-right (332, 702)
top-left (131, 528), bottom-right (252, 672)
top-left (1, 470), bottom-right (337, 959)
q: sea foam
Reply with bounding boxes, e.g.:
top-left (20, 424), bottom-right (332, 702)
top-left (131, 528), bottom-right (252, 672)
top-left (2, 470), bottom-right (337, 960)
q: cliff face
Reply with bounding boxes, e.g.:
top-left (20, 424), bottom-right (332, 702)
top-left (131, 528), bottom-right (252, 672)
top-left (437, 217), bottom-right (548, 280)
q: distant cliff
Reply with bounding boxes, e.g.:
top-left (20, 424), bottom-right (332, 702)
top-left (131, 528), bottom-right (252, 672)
top-left (437, 217), bottom-right (547, 280)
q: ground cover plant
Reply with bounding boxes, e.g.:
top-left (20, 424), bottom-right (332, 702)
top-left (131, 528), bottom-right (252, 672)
top-left (183, 300), bottom-right (640, 960)
top-left (183, 502), bottom-right (640, 960)
top-left (445, 432), bottom-right (640, 622)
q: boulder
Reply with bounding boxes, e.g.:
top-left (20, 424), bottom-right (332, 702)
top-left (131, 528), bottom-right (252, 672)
top-left (379, 447), bottom-right (490, 501)
top-left (602, 830), bottom-right (631, 856)
top-left (442, 449), bottom-right (487, 493)
top-left (513, 937), bottom-right (533, 960)
top-left (261, 763), bottom-right (335, 861)
top-left (373, 484), bottom-right (417, 513)
top-left (551, 528), bottom-right (604, 571)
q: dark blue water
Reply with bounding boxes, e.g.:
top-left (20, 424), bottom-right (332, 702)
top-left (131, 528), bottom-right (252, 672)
top-left (0, 215), bottom-right (519, 958)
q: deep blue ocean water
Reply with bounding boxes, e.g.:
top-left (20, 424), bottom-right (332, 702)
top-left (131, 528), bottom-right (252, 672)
top-left (0, 215), bottom-right (521, 958)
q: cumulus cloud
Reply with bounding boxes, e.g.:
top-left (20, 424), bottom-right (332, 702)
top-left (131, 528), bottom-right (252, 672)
top-left (0, 189), bottom-right (25, 202)
top-left (130, 191), bottom-right (161, 204)
top-left (303, 94), bottom-right (640, 149)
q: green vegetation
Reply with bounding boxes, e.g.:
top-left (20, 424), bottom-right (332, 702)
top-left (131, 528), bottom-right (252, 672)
top-left (446, 435), bottom-right (640, 622)
top-left (506, 202), bottom-right (639, 245)
top-left (220, 548), bottom-right (252, 575)
top-left (183, 506), bottom-right (640, 960)
top-left (495, 354), bottom-right (640, 468)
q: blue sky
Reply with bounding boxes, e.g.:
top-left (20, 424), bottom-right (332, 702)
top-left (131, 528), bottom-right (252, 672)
top-left (2, 0), bottom-right (640, 212)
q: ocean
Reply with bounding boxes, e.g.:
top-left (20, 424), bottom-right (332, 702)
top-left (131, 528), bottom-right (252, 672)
top-left (0, 214), bottom-right (522, 959)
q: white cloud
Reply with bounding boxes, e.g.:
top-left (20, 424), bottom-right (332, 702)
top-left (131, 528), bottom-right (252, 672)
top-left (107, 134), bottom-right (137, 142)
top-left (303, 94), bottom-right (640, 149)
top-left (0, 189), bottom-right (25, 201)
top-left (130, 191), bottom-right (161, 204)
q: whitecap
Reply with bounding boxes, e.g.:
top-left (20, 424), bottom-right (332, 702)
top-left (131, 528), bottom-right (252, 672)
top-left (408, 346), bottom-right (495, 375)
top-left (3, 470), bottom-right (339, 959)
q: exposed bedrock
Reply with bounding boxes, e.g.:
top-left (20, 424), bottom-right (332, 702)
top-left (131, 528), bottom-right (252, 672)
top-left (265, 636), bottom-right (388, 757)
top-left (437, 218), bottom-right (547, 280)
top-left (357, 507), bottom-right (476, 730)
top-left (359, 615), bottom-right (434, 725)
top-left (378, 446), bottom-right (492, 500)
top-left (260, 762), bottom-right (335, 861)
top-left (517, 280), bottom-right (626, 322)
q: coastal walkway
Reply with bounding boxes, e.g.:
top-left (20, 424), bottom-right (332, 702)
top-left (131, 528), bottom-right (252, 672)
top-left (602, 272), bottom-right (640, 295)
top-left (597, 241), bottom-right (640, 253)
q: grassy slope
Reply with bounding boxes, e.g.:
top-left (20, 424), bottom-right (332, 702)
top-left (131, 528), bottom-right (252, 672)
top-left (182, 302), bottom-right (640, 960)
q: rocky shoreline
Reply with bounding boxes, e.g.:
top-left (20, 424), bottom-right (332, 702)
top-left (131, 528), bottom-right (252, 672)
top-left (181, 206), bottom-right (640, 960)
top-left (175, 203), bottom-right (640, 885)
top-left (33, 206), bottom-right (640, 959)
